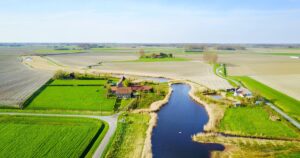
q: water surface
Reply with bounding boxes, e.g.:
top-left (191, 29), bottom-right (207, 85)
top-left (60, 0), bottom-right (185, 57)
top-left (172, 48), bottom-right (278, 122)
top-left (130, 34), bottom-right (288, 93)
top-left (152, 84), bottom-right (224, 158)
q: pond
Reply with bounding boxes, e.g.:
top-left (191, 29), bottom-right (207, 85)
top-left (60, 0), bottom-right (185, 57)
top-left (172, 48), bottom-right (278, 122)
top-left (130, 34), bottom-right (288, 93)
top-left (211, 95), bottom-right (222, 100)
top-left (152, 84), bottom-right (224, 158)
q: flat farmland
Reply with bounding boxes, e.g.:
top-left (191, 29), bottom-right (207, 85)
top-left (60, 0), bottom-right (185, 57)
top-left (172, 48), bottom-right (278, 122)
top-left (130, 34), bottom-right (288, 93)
top-left (48, 52), bottom-right (138, 68)
top-left (33, 52), bottom-right (231, 90)
top-left (218, 54), bottom-right (300, 100)
top-left (95, 61), bottom-right (231, 90)
top-left (0, 115), bottom-right (105, 158)
top-left (27, 84), bottom-right (116, 111)
top-left (0, 48), bottom-right (52, 107)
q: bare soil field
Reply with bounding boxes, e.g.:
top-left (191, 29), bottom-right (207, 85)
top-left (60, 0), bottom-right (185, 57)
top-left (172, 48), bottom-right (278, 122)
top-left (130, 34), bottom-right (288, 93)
top-left (48, 52), bottom-right (138, 68)
top-left (219, 54), bottom-right (300, 100)
top-left (27, 53), bottom-right (231, 90)
top-left (0, 48), bottom-right (51, 107)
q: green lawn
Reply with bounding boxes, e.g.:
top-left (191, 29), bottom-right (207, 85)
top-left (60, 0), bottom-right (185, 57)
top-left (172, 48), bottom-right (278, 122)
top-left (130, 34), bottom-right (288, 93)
top-left (50, 79), bottom-right (108, 86)
top-left (27, 86), bottom-right (116, 111)
top-left (219, 106), bottom-right (300, 138)
top-left (231, 76), bottom-right (300, 121)
top-left (0, 115), bottom-right (106, 158)
top-left (132, 57), bottom-right (189, 62)
top-left (103, 113), bottom-right (150, 158)
top-left (119, 99), bottom-right (134, 110)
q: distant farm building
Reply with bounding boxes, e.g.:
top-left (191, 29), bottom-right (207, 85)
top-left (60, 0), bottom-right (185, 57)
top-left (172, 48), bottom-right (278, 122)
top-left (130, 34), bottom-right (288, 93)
top-left (234, 87), bottom-right (252, 98)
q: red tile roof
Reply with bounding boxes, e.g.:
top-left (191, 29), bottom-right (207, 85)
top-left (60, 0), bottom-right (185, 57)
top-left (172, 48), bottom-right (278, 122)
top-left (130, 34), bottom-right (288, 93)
top-left (111, 85), bottom-right (152, 92)
top-left (116, 87), bottom-right (132, 95)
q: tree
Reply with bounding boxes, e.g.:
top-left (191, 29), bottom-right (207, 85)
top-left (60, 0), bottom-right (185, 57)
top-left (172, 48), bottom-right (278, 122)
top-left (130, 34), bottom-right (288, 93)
top-left (123, 79), bottom-right (132, 87)
top-left (139, 49), bottom-right (145, 58)
top-left (203, 52), bottom-right (218, 64)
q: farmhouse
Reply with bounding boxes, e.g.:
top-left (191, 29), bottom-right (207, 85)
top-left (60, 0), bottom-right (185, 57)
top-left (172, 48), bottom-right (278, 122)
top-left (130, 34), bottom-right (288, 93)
top-left (114, 87), bottom-right (132, 98)
top-left (234, 87), bottom-right (252, 98)
top-left (110, 76), bottom-right (153, 98)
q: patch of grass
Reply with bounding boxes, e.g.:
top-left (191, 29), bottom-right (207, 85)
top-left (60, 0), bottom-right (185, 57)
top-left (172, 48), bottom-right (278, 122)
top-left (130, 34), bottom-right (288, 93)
top-left (131, 57), bottom-right (189, 62)
top-left (231, 76), bottom-right (300, 121)
top-left (253, 52), bottom-right (300, 56)
top-left (119, 99), bottom-right (134, 110)
top-left (135, 83), bottom-right (169, 109)
top-left (50, 79), bottom-right (108, 86)
top-left (103, 113), bottom-right (150, 158)
top-left (27, 86), bottom-right (116, 111)
top-left (277, 152), bottom-right (300, 158)
top-left (0, 115), bottom-right (106, 158)
top-left (219, 106), bottom-right (300, 138)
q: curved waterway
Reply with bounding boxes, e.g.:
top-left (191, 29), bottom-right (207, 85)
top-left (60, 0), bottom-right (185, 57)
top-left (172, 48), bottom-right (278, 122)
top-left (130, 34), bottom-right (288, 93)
top-left (152, 84), bottom-right (224, 158)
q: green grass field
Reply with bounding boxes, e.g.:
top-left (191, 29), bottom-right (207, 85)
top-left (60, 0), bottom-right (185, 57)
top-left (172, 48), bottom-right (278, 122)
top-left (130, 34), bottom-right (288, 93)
top-left (231, 76), bottom-right (300, 121)
top-left (103, 113), bottom-right (150, 158)
top-left (27, 86), bottom-right (116, 111)
top-left (0, 115), bottom-right (106, 158)
top-left (219, 106), bottom-right (300, 138)
top-left (50, 79), bottom-right (108, 85)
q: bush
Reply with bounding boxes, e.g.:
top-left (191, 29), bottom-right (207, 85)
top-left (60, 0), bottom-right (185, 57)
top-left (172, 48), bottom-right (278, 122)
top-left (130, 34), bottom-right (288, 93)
top-left (53, 70), bottom-right (69, 79)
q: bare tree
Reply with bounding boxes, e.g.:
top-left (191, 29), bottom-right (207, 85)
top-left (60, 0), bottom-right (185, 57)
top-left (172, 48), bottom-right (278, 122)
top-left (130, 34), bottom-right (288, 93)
top-left (203, 52), bottom-right (218, 64)
top-left (139, 49), bottom-right (145, 58)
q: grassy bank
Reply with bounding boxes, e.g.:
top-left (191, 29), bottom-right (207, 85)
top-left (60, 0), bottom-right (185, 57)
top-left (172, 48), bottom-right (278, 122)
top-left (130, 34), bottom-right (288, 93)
top-left (219, 106), bottom-right (300, 138)
top-left (0, 115), bottom-right (106, 158)
top-left (102, 113), bottom-right (150, 158)
top-left (194, 133), bottom-right (300, 158)
top-left (231, 76), bottom-right (300, 121)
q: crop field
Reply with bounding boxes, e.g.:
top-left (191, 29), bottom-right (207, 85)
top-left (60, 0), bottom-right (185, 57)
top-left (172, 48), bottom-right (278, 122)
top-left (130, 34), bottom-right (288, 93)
top-left (230, 76), bottom-right (300, 121)
top-left (27, 83), bottom-right (116, 111)
top-left (218, 53), bottom-right (300, 100)
top-left (103, 113), bottom-right (150, 158)
top-left (219, 106), bottom-right (300, 138)
top-left (48, 52), bottom-right (138, 68)
top-left (34, 49), bottom-right (86, 54)
top-left (0, 115), bottom-right (106, 158)
top-left (0, 48), bottom-right (51, 107)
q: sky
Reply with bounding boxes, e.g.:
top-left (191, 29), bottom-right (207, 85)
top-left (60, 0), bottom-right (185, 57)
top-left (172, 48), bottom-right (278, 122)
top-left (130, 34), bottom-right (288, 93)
top-left (0, 0), bottom-right (300, 43)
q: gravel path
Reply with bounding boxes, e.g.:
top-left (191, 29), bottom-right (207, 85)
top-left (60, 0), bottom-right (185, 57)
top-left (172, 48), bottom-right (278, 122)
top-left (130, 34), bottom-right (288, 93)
top-left (0, 112), bottom-right (119, 158)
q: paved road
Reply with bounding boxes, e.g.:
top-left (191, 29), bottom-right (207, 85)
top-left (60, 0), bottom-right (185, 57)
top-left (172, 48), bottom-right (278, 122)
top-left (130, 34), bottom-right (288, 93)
top-left (215, 66), bottom-right (300, 129)
top-left (266, 103), bottom-right (300, 129)
top-left (0, 112), bottom-right (119, 158)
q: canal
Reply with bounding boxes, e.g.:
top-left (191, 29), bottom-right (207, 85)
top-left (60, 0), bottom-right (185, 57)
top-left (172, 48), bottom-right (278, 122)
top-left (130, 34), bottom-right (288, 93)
top-left (152, 84), bottom-right (224, 158)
